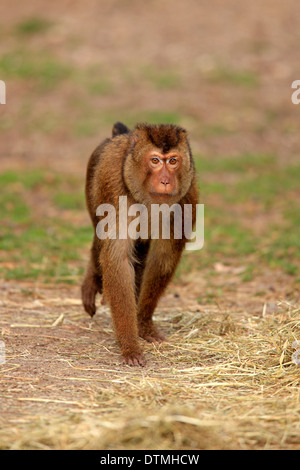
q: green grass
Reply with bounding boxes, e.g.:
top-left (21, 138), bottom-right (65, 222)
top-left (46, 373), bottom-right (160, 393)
top-left (140, 65), bottom-right (182, 90)
top-left (0, 49), bottom-right (72, 90)
top-left (122, 64), bottom-right (182, 91)
top-left (0, 221), bottom-right (92, 284)
top-left (101, 109), bottom-right (182, 127)
top-left (0, 169), bottom-right (54, 189)
top-left (180, 153), bottom-right (300, 277)
top-left (232, 164), bottom-right (300, 208)
top-left (0, 195), bottom-right (30, 223)
top-left (24, 111), bottom-right (61, 135)
top-left (209, 65), bottom-right (259, 88)
top-left (195, 152), bottom-right (276, 174)
top-left (0, 13), bottom-right (296, 290)
top-left (196, 154), bottom-right (300, 208)
top-left (0, 169), bottom-right (91, 283)
top-left (141, 110), bottom-right (181, 124)
top-left (73, 117), bottom-right (102, 137)
top-left (72, 109), bottom-right (182, 137)
top-left (53, 192), bottom-right (85, 210)
top-left (199, 124), bottom-right (236, 137)
top-left (0, 157), bottom-right (299, 283)
top-left (15, 17), bottom-right (52, 36)
top-left (87, 79), bottom-right (113, 96)
top-left (72, 64), bottom-right (114, 97)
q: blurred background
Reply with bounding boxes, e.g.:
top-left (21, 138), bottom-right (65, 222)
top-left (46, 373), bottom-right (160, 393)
top-left (0, 0), bottom-right (299, 303)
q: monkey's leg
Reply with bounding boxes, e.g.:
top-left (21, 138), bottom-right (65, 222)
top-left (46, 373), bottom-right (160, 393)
top-left (134, 239), bottom-right (150, 302)
top-left (100, 241), bottom-right (145, 367)
top-left (81, 238), bottom-right (103, 317)
top-left (137, 239), bottom-right (185, 343)
top-left (81, 260), bottom-right (102, 317)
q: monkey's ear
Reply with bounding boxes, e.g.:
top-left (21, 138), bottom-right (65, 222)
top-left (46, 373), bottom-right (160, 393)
top-left (112, 122), bottom-right (130, 137)
top-left (128, 134), bottom-right (139, 156)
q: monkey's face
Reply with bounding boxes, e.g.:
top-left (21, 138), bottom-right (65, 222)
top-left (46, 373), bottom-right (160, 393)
top-left (145, 151), bottom-right (181, 200)
top-left (123, 124), bottom-right (195, 207)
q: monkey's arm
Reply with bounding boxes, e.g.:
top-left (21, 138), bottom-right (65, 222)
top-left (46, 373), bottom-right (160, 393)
top-left (100, 239), bottom-right (145, 366)
top-left (137, 238), bottom-right (186, 343)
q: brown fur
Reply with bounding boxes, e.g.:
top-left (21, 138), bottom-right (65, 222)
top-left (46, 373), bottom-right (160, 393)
top-left (82, 122), bottom-right (198, 366)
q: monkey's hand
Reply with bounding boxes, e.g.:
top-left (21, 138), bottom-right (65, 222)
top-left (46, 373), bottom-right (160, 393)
top-left (81, 282), bottom-right (97, 317)
top-left (138, 321), bottom-right (166, 344)
top-left (122, 350), bottom-right (146, 367)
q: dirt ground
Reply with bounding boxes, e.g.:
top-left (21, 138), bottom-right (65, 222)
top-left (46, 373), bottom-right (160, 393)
top-left (0, 0), bottom-right (300, 450)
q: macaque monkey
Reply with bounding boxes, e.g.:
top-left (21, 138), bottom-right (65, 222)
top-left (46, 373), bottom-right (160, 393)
top-left (81, 122), bottom-right (198, 366)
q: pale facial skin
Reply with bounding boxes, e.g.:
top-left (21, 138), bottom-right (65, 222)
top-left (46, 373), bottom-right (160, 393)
top-left (146, 151), bottom-right (182, 198)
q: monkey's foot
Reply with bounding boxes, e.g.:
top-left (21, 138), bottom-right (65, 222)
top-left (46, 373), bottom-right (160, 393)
top-left (122, 351), bottom-right (146, 367)
top-left (138, 323), bottom-right (166, 344)
top-left (81, 285), bottom-right (96, 317)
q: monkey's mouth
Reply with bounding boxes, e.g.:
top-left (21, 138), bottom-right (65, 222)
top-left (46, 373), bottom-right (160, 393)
top-left (150, 192), bottom-right (173, 198)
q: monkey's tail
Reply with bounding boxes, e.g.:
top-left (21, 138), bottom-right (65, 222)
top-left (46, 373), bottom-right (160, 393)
top-left (112, 122), bottom-right (130, 137)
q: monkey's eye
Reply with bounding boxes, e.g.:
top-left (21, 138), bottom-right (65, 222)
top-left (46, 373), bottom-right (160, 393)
top-left (168, 157), bottom-right (177, 165)
top-left (151, 157), bottom-right (160, 164)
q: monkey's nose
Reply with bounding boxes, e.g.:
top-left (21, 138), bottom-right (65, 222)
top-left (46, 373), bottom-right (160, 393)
top-left (161, 180), bottom-right (169, 185)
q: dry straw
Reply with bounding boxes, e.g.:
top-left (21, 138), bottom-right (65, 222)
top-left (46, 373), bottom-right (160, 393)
top-left (1, 298), bottom-right (300, 449)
